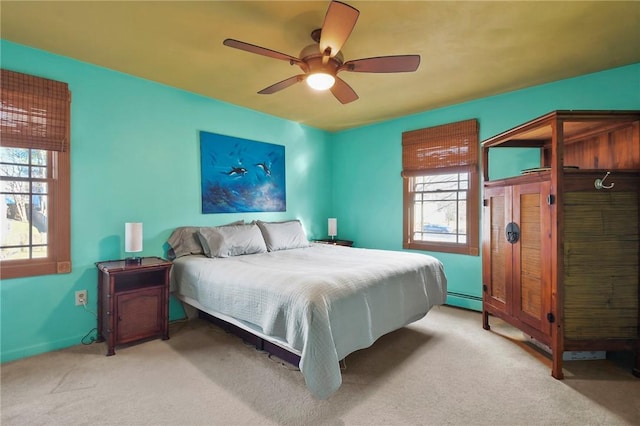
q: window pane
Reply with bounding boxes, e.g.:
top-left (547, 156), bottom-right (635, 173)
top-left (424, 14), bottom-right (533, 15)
top-left (32, 150), bottom-right (48, 165)
top-left (0, 165), bottom-right (30, 177)
top-left (0, 247), bottom-right (30, 260)
top-left (0, 219), bottom-right (30, 259)
top-left (31, 166), bottom-right (47, 179)
top-left (1, 180), bottom-right (30, 193)
top-left (0, 148), bottom-right (29, 164)
top-left (409, 172), bottom-right (469, 244)
top-left (32, 194), bottom-right (48, 236)
top-left (32, 245), bottom-right (48, 258)
top-left (33, 182), bottom-right (48, 194)
top-left (0, 148), bottom-right (49, 262)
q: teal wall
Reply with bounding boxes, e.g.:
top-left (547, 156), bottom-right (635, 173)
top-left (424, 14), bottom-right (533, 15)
top-left (0, 40), bottom-right (332, 362)
top-left (331, 62), bottom-right (640, 310)
top-left (1, 38), bottom-right (638, 362)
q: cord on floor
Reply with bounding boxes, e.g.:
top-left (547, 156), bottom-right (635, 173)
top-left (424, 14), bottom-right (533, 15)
top-left (80, 299), bottom-right (98, 345)
top-left (81, 327), bottom-right (97, 345)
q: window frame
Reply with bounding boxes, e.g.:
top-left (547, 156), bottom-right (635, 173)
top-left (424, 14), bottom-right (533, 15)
top-left (402, 165), bottom-right (479, 255)
top-left (401, 119), bottom-right (480, 256)
top-left (0, 69), bottom-right (71, 279)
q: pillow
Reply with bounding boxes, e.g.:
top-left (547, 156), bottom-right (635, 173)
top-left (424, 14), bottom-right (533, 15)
top-left (166, 220), bottom-right (243, 259)
top-left (255, 220), bottom-right (310, 252)
top-left (197, 223), bottom-right (267, 258)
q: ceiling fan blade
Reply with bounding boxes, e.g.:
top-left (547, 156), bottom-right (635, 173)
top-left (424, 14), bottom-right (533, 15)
top-left (340, 55), bottom-right (421, 73)
top-left (330, 77), bottom-right (359, 104)
top-left (258, 75), bottom-right (304, 95)
top-left (223, 39), bottom-right (302, 66)
top-left (319, 1), bottom-right (360, 57)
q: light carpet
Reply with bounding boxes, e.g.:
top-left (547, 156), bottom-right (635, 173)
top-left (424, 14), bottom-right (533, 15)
top-left (2, 305), bottom-right (639, 425)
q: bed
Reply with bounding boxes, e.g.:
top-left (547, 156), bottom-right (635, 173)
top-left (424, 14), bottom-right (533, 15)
top-left (168, 220), bottom-right (447, 399)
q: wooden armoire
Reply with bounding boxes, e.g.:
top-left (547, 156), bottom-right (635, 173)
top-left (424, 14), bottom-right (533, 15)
top-left (481, 110), bottom-right (640, 379)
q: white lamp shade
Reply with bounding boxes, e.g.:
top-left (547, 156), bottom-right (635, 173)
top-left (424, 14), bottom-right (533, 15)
top-left (125, 222), bottom-right (143, 253)
top-left (328, 218), bottom-right (337, 237)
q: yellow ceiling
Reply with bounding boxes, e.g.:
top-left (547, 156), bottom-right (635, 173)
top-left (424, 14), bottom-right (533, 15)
top-left (2, 1), bottom-right (639, 132)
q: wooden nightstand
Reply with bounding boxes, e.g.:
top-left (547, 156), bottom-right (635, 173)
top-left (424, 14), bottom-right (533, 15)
top-left (96, 257), bottom-right (172, 356)
top-left (314, 239), bottom-right (354, 247)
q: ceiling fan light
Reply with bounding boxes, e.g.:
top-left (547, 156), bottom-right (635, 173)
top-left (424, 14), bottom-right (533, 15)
top-left (306, 72), bottom-right (335, 91)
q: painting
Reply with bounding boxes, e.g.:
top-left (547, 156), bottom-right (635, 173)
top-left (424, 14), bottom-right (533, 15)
top-left (200, 131), bottom-right (286, 213)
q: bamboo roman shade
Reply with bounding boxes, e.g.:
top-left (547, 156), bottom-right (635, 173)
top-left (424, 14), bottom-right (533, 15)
top-left (1, 69), bottom-right (70, 152)
top-left (402, 119), bottom-right (478, 173)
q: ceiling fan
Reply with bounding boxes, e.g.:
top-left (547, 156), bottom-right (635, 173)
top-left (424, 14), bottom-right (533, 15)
top-left (223, 0), bottom-right (420, 104)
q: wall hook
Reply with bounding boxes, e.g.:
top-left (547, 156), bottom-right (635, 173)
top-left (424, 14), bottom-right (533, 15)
top-left (594, 171), bottom-right (615, 190)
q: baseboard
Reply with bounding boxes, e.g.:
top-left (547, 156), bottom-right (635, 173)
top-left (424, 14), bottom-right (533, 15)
top-left (1, 335), bottom-right (86, 364)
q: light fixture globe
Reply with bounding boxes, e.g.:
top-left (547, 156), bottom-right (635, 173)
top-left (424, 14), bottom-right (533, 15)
top-left (299, 41), bottom-right (344, 92)
top-left (306, 72), bottom-right (335, 90)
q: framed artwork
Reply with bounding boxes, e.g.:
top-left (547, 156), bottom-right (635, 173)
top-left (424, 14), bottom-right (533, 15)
top-left (200, 131), bottom-right (286, 213)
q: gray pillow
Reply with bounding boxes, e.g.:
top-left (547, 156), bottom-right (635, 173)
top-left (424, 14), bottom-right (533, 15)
top-left (256, 220), bottom-right (310, 252)
top-left (197, 223), bottom-right (267, 258)
top-left (166, 220), bottom-right (243, 259)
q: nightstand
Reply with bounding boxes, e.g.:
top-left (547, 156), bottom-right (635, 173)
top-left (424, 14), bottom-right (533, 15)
top-left (96, 256), bottom-right (172, 356)
top-left (314, 239), bottom-right (354, 247)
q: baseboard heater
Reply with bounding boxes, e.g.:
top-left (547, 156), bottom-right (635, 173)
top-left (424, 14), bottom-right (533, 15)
top-left (198, 310), bottom-right (301, 368)
top-left (446, 291), bottom-right (482, 311)
top-left (447, 291), bottom-right (482, 302)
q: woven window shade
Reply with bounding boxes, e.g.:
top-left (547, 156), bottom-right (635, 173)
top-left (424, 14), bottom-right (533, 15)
top-left (402, 119), bottom-right (478, 172)
top-left (1, 69), bottom-right (70, 152)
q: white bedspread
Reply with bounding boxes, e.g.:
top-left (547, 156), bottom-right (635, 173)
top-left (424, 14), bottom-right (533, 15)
top-left (171, 243), bottom-right (447, 398)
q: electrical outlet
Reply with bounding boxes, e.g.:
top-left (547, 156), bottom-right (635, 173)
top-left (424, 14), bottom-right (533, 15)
top-left (75, 290), bottom-right (87, 306)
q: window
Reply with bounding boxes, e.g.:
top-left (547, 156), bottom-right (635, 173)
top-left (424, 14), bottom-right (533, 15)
top-left (0, 69), bottom-right (71, 279)
top-left (402, 119), bottom-right (479, 255)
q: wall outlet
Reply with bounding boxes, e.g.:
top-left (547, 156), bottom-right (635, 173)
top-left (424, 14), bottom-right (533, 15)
top-left (75, 290), bottom-right (87, 306)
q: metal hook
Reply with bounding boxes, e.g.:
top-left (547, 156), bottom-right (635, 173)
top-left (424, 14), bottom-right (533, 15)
top-left (594, 171), bottom-right (615, 190)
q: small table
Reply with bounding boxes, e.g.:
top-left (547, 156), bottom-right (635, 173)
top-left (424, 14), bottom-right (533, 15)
top-left (314, 239), bottom-right (354, 247)
top-left (96, 257), bottom-right (172, 356)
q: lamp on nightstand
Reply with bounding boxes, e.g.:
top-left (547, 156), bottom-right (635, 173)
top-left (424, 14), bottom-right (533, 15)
top-left (328, 218), bottom-right (337, 240)
top-left (125, 222), bottom-right (143, 265)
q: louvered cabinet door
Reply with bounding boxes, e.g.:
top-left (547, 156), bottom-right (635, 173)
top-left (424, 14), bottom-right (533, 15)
top-left (482, 185), bottom-right (511, 318)
top-left (511, 181), bottom-right (552, 339)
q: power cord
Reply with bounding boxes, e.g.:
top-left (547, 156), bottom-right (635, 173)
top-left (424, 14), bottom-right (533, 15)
top-left (81, 327), bottom-right (97, 345)
top-left (81, 298), bottom-right (97, 317)
top-left (79, 298), bottom-right (98, 345)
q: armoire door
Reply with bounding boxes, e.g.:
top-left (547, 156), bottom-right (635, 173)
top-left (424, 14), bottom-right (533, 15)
top-left (511, 181), bottom-right (552, 338)
top-left (482, 185), bottom-right (511, 316)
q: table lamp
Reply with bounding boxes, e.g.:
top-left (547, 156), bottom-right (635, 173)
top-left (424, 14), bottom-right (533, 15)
top-left (328, 218), bottom-right (337, 240)
top-left (125, 222), bottom-right (143, 265)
